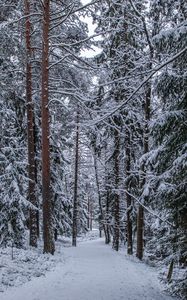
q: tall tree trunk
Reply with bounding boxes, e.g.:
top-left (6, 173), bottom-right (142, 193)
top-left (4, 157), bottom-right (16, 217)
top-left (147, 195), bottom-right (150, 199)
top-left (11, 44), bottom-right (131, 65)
top-left (72, 108), bottom-right (79, 247)
top-left (105, 189), bottom-right (111, 244)
top-left (136, 84), bottom-right (151, 259)
top-left (24, 0), bottom-right (37, 248)
top-left (41, 0), bottom-right (54, 254)
top-left (87, 195), bottom-right (93, 231)
top-left (33, 121), bottom-right (40, 238)
top-left (125, 127), bottom-right (133, 254)
top-left (90, 202), bottom-right (93, 231)
top-left (93, 152), bottom-right (107, 240)
top-left (112, 128), bottom-right (120, 251)
top-left (104, 147), bottom-right (111, 244)
top-left (87, 195), bottom-right (90, 229)
top-left (136, 204), bottom-right (144, 259)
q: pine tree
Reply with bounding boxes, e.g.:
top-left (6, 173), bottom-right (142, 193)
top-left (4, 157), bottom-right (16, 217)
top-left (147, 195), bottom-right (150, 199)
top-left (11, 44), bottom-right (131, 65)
top-left (147, 0), bottom-right (187, 268)
top-left (24, 0), bottom-right (38, 248)
top-left (0, 0), bottom-right (28, 247)
top-left (72, 107), bottom-right (80, 246)
top-left (93, 0), bottom-right (147, 251)
top-left (41, 0), bottom-right (54, 254)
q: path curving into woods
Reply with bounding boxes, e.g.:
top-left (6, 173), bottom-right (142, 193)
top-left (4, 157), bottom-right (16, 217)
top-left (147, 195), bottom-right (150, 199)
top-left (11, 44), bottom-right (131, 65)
top-left (1, 238), bottom-right (178, 300)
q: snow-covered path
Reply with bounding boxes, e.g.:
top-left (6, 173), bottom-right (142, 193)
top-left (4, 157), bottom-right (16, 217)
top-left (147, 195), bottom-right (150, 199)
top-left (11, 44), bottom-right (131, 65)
top-left (1, 238), bottom-right (177, 300)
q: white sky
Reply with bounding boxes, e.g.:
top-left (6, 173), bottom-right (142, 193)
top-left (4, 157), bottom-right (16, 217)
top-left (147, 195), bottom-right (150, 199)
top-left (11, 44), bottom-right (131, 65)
top-left (80, 0), bottom-right (102, 58)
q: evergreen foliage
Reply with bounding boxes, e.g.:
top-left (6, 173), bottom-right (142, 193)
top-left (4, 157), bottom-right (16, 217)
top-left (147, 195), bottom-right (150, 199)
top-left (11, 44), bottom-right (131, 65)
top-left (0, 0), bottom-right (186, 296)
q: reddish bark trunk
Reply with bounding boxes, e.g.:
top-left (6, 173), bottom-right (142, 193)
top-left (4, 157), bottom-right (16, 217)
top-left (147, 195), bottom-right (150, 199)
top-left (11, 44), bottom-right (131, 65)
top-left (24, 0), bottom-right (37, 248)
top-left (41, 0), bottom-right (54, 254)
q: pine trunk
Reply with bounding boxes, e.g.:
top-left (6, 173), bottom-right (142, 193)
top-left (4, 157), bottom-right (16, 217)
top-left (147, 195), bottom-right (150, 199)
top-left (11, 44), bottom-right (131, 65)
top-left (41, 0), bottom-right (54, 255)
top-left (87, 195), bottom-right (90, 229)
top-left (167, 260), bottom-right (174, 283)
top-left (112, 128), bottom-right (120, 251)
top-left (87, 196), bottom-right (93, 231)
top-left (94, 152), bottom-right (107, 240)
top-left (72, 108), bottom-right (79, 247)
top-left (25, 0), bottom-right (37, 248)
top-left (125, 128), bottom-right (133, 254)
top-left (33, 122), bottom-right (40, 238)
top-left (105, 190), bottom-right (111, 244)
top-left (105, 147), bottom-right (111, 245)
top-left (136, 83), bottom-right (151, 259)
top-left (136, 205), bottom-right (144, 259)
top-left (90, 204), bottom-right (93, 231)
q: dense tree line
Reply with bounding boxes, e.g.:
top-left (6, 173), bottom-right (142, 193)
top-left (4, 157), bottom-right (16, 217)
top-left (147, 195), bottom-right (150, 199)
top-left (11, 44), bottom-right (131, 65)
top-left (0, 0), bottom-right (186, 298)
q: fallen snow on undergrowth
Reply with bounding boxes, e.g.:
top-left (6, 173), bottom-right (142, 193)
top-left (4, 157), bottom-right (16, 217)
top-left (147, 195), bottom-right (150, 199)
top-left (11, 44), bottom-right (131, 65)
top-left (0, 239), bottom-right (63, 293)
top-left (0, 230), bottom-right (181, 300)
top-left (0, 230), bottom-right (99, 294)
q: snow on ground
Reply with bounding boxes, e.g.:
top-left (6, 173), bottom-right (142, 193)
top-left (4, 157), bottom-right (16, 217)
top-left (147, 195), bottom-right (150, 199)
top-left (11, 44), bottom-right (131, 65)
top-left (0, 238), bottom-right (64, 293)
top-left (0, 231), bottom-right (179, 300)
top-left (0, 230), bottom-right (98, 294)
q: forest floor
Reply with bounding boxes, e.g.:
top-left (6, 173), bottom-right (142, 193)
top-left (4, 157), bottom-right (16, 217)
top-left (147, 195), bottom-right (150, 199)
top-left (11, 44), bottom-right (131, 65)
top-left (0, 230), bottom-right (179, 300)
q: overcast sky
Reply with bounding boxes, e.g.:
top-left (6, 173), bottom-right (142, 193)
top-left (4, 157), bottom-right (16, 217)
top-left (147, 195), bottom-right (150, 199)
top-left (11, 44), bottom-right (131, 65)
top-left (80, 0), bottom-right (101, 58)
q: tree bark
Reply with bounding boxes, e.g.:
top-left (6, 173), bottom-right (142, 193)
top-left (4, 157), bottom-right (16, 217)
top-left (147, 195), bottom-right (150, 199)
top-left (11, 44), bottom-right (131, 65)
top-left (136, 83), bottom-right (151, 260)
top-left (87, 195), bottom-right (93, 230)
top-left (41, 0), bottom-right (54, 254)
top-left (104, 146), bottom-right (111, 244)
top-left (72, 108), bottom-right (79, 247)
top-left (24, 0), bottom-right (37, 248)
top-left (87, 195), bottom-right (90, 229)
top-left (93, 151), bottom-right (107, 241)
top-left (136, 204), bottom-right (144, 259)
top-left (105, 189), bottom-right (111, 244)
top-left (112, 128), bottom-right (120, 251)
top-left (90, 202), bottom-right (93, 231)
top-left (125, 128), bottom-right (133, 254)
top-left (167, 259), bottom-right (174, 283)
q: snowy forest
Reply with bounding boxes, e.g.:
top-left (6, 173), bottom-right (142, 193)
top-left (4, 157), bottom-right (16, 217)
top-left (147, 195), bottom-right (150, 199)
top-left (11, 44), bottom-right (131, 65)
top-left (0, 0), bottom-right (187, 299)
